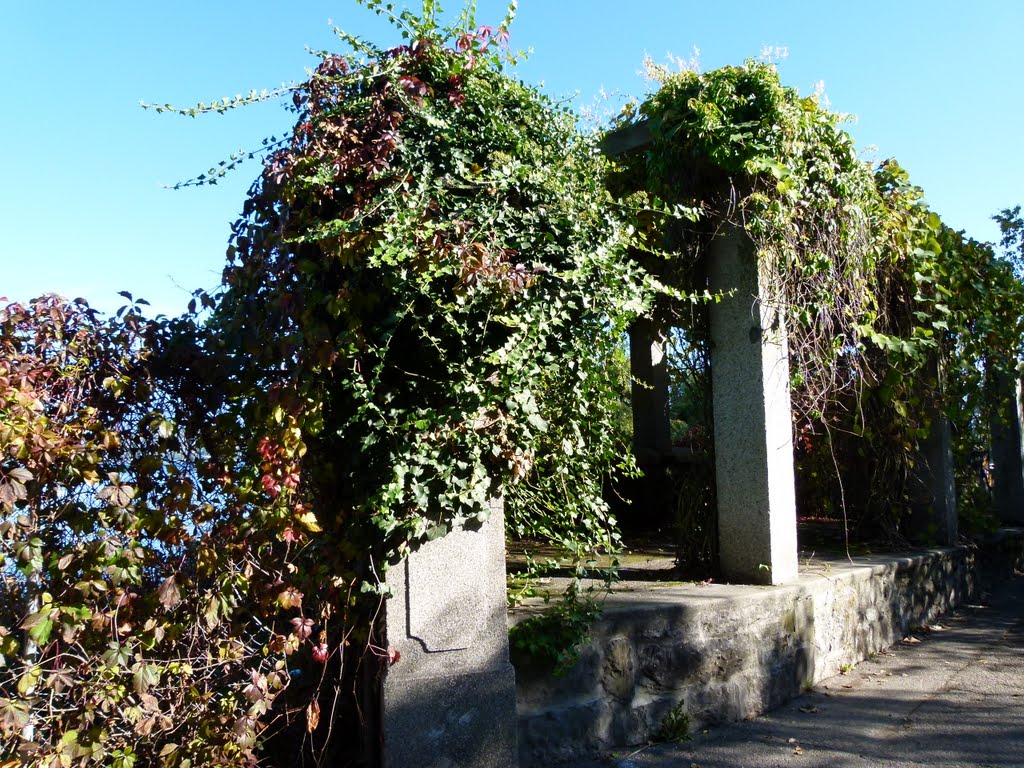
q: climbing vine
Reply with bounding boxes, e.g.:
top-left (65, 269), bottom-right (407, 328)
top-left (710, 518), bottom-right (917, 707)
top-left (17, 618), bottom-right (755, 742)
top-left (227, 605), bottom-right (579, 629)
top-left (2, 2), bottom-right (648, 764)
top-left (195, 0), bottom-right (642, 595)
top-left (615, 60), bottom-right (1024, 536)
top-left (0, 296), bottom-right (293, 767)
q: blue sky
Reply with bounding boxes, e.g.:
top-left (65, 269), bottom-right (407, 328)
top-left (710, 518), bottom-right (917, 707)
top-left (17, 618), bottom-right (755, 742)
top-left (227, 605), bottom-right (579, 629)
top-left (2, 1), bottom-right (1021, 316)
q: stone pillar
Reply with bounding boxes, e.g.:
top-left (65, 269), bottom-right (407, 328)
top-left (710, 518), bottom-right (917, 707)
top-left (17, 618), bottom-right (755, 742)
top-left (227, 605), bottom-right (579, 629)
top-left (627, 319), bottom-right (675, 532)
top-left (909, 357), bottom-right (958, 545)
top-left (629, 318), bottom-right (672, 463)
top-left (991, 376), bottom-right (1024, 525)
top-left (706, 224), bottom-right (798, 584)
top-left (381, 498), bottom-right (517, 768)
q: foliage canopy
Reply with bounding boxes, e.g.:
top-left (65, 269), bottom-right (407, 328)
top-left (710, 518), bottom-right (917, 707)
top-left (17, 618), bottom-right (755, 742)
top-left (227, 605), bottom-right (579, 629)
top-left (3, 2), bottom-right (644, 764)
top-left (617, 60), bottom-right (1024, 534)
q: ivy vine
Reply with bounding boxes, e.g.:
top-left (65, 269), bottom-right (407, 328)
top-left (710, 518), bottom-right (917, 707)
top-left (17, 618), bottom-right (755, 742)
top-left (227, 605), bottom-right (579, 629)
top-left (615, 60), bottom-right (1024, 536)
top-left (2, 2), bottom-right (650, 764)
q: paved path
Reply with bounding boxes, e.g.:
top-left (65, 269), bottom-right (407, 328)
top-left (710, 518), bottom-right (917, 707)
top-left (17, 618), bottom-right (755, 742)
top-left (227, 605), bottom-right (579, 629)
top-left (580, 572), bottom-right (1024, 768)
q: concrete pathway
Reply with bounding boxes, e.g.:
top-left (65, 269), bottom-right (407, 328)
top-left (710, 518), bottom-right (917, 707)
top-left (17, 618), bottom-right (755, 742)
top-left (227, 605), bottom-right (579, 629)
top-left (578, 572), bottom-right (1024, 768)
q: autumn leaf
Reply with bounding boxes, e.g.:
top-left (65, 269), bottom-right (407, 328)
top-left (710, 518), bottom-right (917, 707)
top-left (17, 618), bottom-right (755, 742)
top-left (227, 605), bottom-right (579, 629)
top-left (132, 661), bottom-right (161, 694)
top-left (306, 699), bottom-right (321, 733)
top-left (97, 479), bottom-right (135, 507)
top-left (278, 587), bottom-right (303, 610)
top-left (135, 716), bottom-right (158, 737)
top-left (0, 697), bottom-right (30, 739)
top-left (297, 509), bottom-right (322, 533)
top-left (139, 692), bottom-right (160, 712)
top-left (290, 616), bottom-right (314, 640)
top-left (0, 476), bottom-right (27, 509)
top-left (157, 575), bottom-right (182, 610)
top-left (6, 467), bottom-right (31, 484)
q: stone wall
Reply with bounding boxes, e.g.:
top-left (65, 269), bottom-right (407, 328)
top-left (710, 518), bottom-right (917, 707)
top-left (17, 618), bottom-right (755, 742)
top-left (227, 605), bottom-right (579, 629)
top-left (513, 530), bottom-right (1024, 767)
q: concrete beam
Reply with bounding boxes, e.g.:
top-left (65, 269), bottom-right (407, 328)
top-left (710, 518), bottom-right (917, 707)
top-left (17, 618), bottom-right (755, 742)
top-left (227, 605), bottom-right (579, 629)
top-left (381, 498), bottom-right (517, 768)
top-left (706, 225), bottom-right (798, 584)
top-left (600, 119), bottom-right (652, 157)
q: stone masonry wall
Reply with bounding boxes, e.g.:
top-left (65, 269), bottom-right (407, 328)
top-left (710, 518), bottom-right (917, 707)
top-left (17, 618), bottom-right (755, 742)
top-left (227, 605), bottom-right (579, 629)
top-left (513, 530), bottom-right (1024, 767)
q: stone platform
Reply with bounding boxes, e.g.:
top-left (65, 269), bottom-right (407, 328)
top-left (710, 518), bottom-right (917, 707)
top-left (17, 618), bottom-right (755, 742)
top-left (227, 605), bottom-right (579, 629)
top-left (512, 529), bottom-right (1024, 767)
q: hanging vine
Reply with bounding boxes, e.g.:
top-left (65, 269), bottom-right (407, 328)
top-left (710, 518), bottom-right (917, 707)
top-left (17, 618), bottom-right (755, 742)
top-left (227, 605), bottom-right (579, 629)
top-left (615, 60), bottom-right (1024, 536)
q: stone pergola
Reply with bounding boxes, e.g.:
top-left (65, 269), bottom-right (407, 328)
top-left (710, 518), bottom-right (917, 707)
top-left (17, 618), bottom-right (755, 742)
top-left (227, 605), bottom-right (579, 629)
top-left (373, 123), bottom-right (1024, 768)
top-left (609, 121), bottom-right (801, 584)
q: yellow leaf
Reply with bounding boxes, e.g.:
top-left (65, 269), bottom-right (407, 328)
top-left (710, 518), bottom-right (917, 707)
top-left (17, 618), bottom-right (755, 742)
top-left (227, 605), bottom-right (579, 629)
top-left (277, 588), bottom-right (303, 610)
top-left (297, 511), bottom-right (322, 533)
top-left (16, 664), bottom-right (41, 695)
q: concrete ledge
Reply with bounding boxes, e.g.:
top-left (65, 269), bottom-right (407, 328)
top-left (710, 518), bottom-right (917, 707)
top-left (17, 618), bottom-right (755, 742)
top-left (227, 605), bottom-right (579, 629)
top-left (512, 529), bottom-right (1024, 767)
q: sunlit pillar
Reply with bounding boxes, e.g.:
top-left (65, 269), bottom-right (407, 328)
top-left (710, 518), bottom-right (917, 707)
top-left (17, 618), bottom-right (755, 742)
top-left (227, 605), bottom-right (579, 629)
top-left (707, 224), bottom-right (798, 584)
top-left (381, 498), bottom-right (517, 768)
